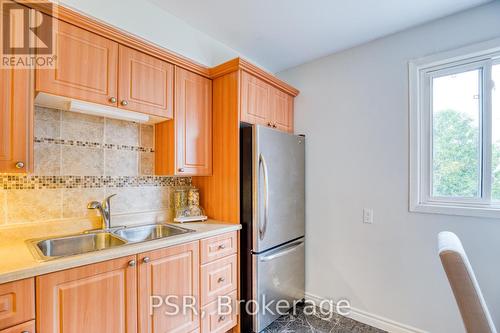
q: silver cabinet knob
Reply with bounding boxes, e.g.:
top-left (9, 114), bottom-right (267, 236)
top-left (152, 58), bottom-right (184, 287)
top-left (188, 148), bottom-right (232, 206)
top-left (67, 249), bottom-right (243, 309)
top-left (273, 123), bottom-right (277, 128)
top-left (218, 316), bottom-right (226, 322)
top-left (178, 168), bottom-right (184, 172)
top-left (143, 257), bottom-right (150, 264)
top-left (15, 161), bottom-right (24, 169)
top-left (267, 121), bottom-right (272, 127)
top-left (109, 97), bottom-right (117, 103)
top-left (128, 260), bottom-right (136, 267)
top-left (121, 100), bottom-right (128, 106)
top-left (217, 277), bottom-right (225, 283)
top-left (218, 244), bottom-right (226, 250)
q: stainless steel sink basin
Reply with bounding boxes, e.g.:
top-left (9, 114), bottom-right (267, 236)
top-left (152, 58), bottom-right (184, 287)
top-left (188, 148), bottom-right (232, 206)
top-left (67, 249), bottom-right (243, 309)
top-left (113, 224), bottom-right (192, 243)
top-left (29, 232), bottom-right (127, 260)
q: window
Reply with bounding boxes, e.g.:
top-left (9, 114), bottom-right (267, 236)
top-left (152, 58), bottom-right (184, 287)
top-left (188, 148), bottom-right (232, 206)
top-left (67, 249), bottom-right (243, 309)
top-left (410, 39), bottom-right (500, 218)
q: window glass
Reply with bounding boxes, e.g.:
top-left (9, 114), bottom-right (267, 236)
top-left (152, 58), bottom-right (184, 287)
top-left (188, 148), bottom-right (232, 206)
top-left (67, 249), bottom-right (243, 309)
top-left (432, 69), bottom-right (481, 198)
top-left (492, 64), bottom-right (500, 201)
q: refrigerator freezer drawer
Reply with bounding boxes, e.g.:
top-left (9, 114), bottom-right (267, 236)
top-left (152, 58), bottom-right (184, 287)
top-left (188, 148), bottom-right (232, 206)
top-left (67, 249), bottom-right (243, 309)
top-left (252, 238), bottom-right (305, 332)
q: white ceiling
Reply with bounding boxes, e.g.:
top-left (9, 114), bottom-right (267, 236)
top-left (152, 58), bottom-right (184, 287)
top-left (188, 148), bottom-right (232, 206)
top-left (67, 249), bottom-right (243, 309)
top-left (148, 0), bottom-right (492, 72)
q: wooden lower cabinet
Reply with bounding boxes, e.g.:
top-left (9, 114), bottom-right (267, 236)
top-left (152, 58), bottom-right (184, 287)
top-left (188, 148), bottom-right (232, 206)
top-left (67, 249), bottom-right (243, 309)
top-left (0, 279), bottom-right (34, 330)
top-left (201, 291), bottom-right (238, 333)
top-left (138, 241), bottom-right (200, 333)
top-left (17, 233), bottom-right (238, 333)
top-left (36, 255), bottom-right (138, 333)
top-left (0, 320), bottom-right (35, 333)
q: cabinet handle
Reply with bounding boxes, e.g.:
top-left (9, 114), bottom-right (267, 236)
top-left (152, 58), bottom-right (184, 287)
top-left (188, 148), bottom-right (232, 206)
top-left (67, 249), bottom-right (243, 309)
top-left (178, 168), bottom-right (184, 172)
top-left (15, 161), bottom-right (25, 169)
top-left (128, 260), bottom-right (136, 267)
top-left (267, 121), bottom-right (272, 127)
top-left (218, 244), bottom-right (226, 250)
top-left (143, 257), bottom-right (150, 263)
top-left (272, 123), bottom-right (277, 128)
top-left (217, 277), bottom-right (225, 283)
top-left (218, 315), bottom-right (226, 322)
top-left (121, 100), bottom-right (128, 106)
top-left (109, 97), bottom-right (117, 103)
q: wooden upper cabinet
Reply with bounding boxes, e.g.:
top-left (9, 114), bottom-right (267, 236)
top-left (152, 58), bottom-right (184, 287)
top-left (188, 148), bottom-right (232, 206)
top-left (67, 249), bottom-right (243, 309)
top-left (0, 68), bottom-right (33, 173)
top-left (271, 88), bottom-right (294, 133)
top-left (118, 46), bottom-right (174, 118)
top-left (240, 70), bottom-right (294, 132)
top-left (36, 256), bottom-right (138, 333)
top-left (176, 67), bottom-right (212, 175)
top-left (36, 19), bottom-right (119, 106)
top-left (155, 67), bottom-right (212, 176)
top-left (240, 70), bottom-right (271, 126)
top-left (138, 241), bottom-right (199, 333)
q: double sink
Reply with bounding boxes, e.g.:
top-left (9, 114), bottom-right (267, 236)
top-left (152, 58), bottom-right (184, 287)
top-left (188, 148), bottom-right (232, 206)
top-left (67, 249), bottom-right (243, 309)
top-left (28, 223), bottom-right (193, 261)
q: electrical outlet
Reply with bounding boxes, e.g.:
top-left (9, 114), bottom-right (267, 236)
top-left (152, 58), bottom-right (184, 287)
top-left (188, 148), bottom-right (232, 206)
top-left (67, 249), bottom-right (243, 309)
top-left (363, 208), bottom-right (373, 224)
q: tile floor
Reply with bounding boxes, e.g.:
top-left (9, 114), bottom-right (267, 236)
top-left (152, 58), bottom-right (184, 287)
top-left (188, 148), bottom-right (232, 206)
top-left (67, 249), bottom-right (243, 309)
top-left (262, 303), bottom-right (386, 333)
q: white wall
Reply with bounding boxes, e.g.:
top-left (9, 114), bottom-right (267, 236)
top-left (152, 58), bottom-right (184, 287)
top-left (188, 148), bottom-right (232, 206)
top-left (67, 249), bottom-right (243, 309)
top-left (56, 0), bottom-right (239, 67)
top-left (278, 2), bottom-right (500, 332)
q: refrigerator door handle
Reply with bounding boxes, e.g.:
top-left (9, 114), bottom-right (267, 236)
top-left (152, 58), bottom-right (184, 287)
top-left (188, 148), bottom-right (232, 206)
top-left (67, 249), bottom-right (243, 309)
top-left (259, 153), bottom-right (269, 240)
top-left (259, 240), bottom-right (304, 262)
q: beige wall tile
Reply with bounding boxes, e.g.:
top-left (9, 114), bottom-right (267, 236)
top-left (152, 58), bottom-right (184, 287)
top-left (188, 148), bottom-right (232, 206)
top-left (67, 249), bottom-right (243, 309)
top-left (62, 146), bottom-right (104, 176)
top-left (0, 191), bottom-right (6, 225)
top-left (34, 142), bottom-right (61, 175)
top-left (140, 152), bottom-right (154, 175)
top-left (105, 150), bottom-right (138, 176)
top-left (35, 107), bottom-right (61, 138)
top-left (61, 111), bottom-right (104, 143)
top-left (105, 119), bottom-right (139, 146)
top-left (140, 124), bottom-right (154, 148)
top-left (105, 187), bottom-right (169, 214)
top-left (6, 189), bottom-right (62, 223)
top-left (106, 187), bottom-right (142, 214)
top-left (62, 188), bottom-right (105, 219)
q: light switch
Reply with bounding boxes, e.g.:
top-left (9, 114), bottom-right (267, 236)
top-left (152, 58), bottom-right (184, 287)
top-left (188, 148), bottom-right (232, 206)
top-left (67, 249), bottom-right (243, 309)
top-left (363, 208), bottom-right (373, 224)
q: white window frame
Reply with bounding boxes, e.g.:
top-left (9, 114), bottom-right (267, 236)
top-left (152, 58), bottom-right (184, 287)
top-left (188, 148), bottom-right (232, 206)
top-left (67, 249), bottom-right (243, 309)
top-left (409, 38), bottom-right (500, 218)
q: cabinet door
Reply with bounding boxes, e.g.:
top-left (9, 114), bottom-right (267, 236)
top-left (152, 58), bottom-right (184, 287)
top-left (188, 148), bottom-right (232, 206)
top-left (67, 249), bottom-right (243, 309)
top-left (0, 68), bottom-right (33, 173)
top-left (36, 19), bottom-right (119, 106)
top-left (240, 71), bottom-right (271, 126)
top-left (118, 46), bottom-right (174, 118)
top-left (138, 241), bottom-right (200, 333)
top-left (0, 279), bottom-right (35, 330)
top-left (271, 88), bottom-right (294, 133)
top-left (175, 67), bottom-right (212, 176)
top-left (36, 256), bottom-right (137, 333)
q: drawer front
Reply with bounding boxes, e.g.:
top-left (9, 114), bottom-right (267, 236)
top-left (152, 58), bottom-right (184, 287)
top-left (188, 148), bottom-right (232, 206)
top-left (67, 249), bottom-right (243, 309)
top-left (200, 232), bottom-right (237, 264)
top-left (0, 279), bottom-right (35, 330)
top-left (0, 320), bottom-right (35, 333)
top-left (201, 255), bottom-right (237, 305)
top-left (201, 291), bottom-right (237, 333)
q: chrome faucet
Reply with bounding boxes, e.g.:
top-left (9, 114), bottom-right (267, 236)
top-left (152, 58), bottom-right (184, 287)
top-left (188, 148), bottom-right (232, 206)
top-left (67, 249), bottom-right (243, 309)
top-left (87, 194), bottom-right (117, 230)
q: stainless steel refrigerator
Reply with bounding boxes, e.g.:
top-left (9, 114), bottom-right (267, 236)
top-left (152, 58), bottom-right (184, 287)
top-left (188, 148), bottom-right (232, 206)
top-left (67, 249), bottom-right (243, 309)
top-left (240, 125), bottom-right (305, 332)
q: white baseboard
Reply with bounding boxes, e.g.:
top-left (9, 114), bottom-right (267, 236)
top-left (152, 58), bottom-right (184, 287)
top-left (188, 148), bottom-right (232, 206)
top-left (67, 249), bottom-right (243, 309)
top-left (304, 292), bottom-right (427, 333)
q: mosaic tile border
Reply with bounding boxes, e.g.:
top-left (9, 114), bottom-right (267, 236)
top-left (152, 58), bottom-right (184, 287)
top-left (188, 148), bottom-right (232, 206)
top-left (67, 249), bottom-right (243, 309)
top-left (34, 137), bottom-right (155, 153)
top-left (0, 175), bottom-right (191, 190)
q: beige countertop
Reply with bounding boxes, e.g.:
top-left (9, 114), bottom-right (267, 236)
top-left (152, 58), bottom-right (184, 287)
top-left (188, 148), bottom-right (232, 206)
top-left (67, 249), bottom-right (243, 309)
top-left (0, 219), bottom-right (241, 284)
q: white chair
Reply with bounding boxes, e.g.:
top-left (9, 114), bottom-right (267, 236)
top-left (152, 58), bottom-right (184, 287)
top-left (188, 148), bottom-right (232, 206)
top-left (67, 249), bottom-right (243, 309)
top-left (438, 231), bottom-right (497, 333)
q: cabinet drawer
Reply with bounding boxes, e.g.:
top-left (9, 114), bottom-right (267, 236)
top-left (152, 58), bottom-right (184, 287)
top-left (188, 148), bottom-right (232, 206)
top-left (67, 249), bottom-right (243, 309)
top-left (201, 255), bottom-right (237, 305)
top-left (201, 291), bottom-right (237, 333)
top-left (0, 320), bottom-right (35, 333)
top-left (0, 279), bottom-right (34, 330)
top-left (200, 232), bottom-right (237, 264)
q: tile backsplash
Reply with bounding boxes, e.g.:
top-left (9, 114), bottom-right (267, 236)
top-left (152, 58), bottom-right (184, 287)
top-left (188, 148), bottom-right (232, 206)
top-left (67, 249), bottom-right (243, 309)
top-left (0, 106), bottom-right (188, 227)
